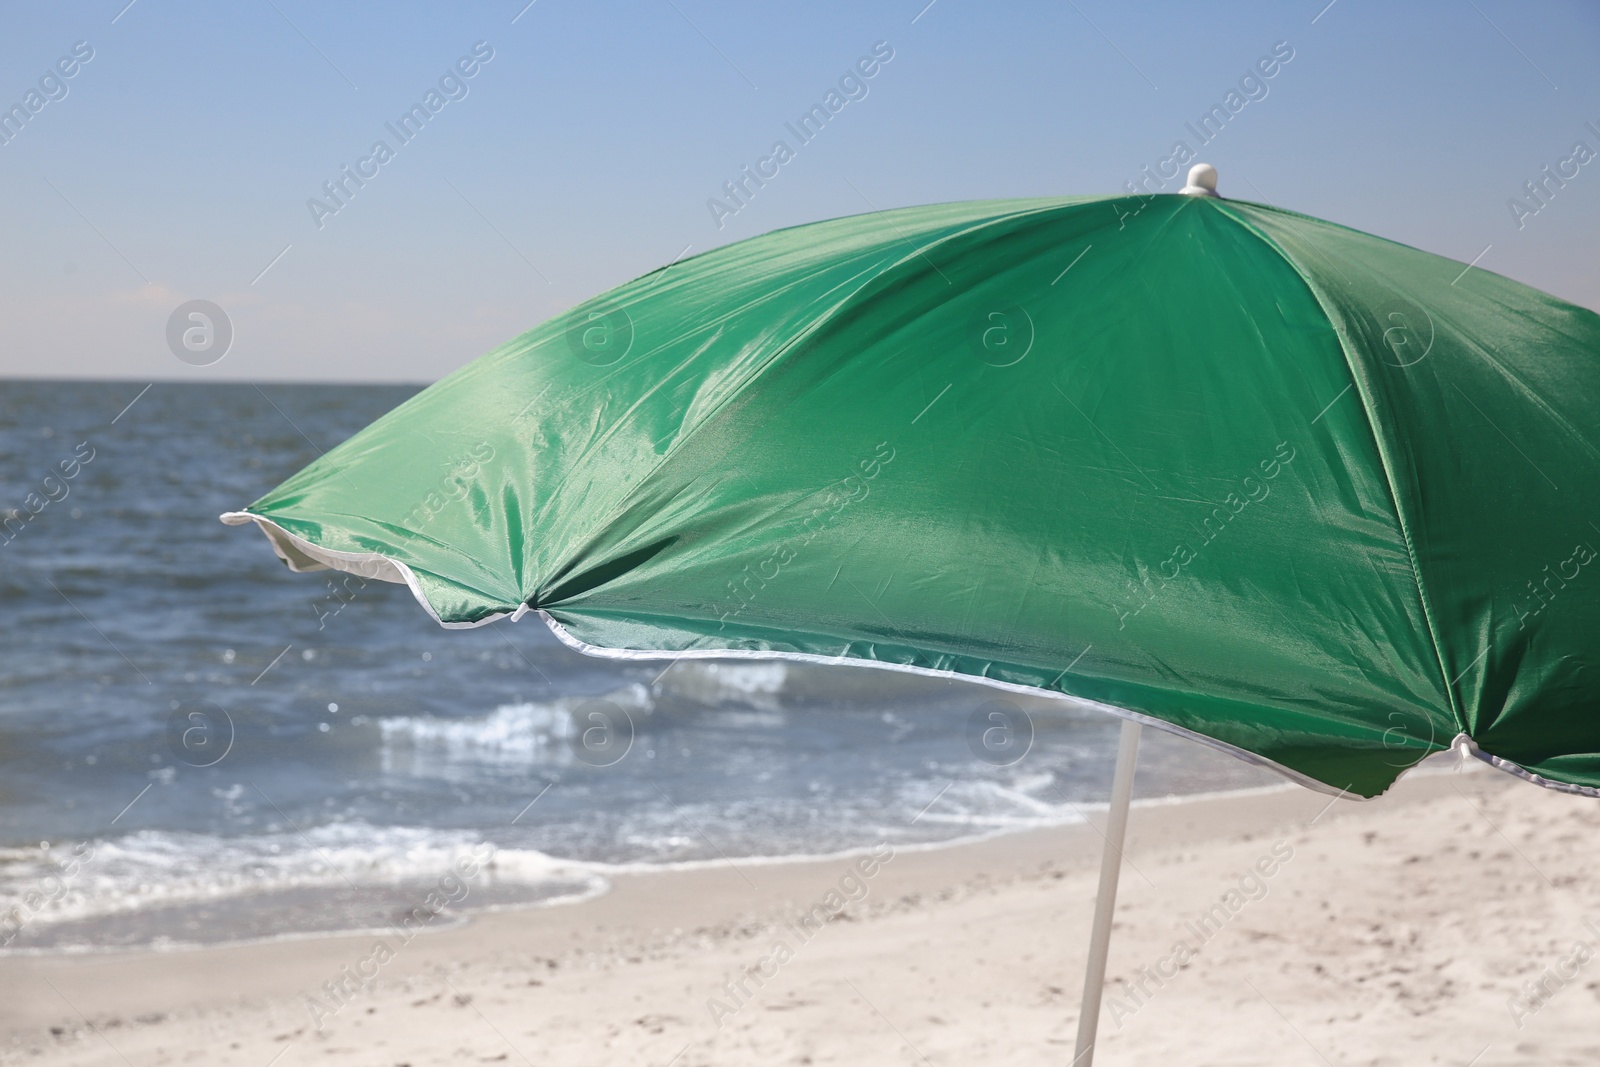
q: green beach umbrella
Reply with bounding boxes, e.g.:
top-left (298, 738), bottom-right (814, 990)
top-left (225, 164), bottom-right (1599, 1061)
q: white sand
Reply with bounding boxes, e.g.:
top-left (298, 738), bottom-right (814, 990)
top-left (5, 763), bottom-right (1599, 1066)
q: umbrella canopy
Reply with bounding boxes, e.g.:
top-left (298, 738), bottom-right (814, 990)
top-left (224, 191), bottom-right (1600, 800)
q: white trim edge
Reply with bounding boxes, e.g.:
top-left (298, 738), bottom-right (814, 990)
top-left (532, 608), bottom-right (1362, 799)
top-left (219, 511), bottom-right (530, 630)
top-left (1453, 733), bottom-right (1600, 800)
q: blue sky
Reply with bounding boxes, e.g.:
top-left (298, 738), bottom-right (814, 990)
top-left (2, 0), bottom-right (1597, 382)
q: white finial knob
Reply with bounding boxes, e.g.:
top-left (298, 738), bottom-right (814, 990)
top-left (1180, 163), bottom-right (1219, 197)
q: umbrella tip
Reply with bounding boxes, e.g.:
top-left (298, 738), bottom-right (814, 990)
top-left (1179, 163), bottom-right (1219, 197)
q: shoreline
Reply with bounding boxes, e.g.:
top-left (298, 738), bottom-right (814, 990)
top-left (14, 758), bottom-right (1595, 1066)
top-left (0, 775), bottom-right (1313, 961)
top-left (3, 761), bottom-right (1484, 962)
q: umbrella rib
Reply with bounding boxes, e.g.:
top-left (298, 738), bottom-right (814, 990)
top-left (1210, 203), bottom-right (1469, 742)
top-left (1237, 178), bottom-right (1353, 286)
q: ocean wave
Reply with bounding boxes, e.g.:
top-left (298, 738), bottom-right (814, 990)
top-left (0, 822), bottom-right (600, 938)
top-left (898, 776), bottom-right (1086, 829)
top-left (376, 682), bottom-right (651, 769)
top-left (658, 662), bottom-right (788, 707)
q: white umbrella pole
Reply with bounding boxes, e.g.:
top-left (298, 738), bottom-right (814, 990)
top-left (1072, 718), bottom-right (1142, 1066)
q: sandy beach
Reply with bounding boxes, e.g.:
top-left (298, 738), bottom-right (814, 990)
top-left (5, 761), bottom-right (1598, 1066)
